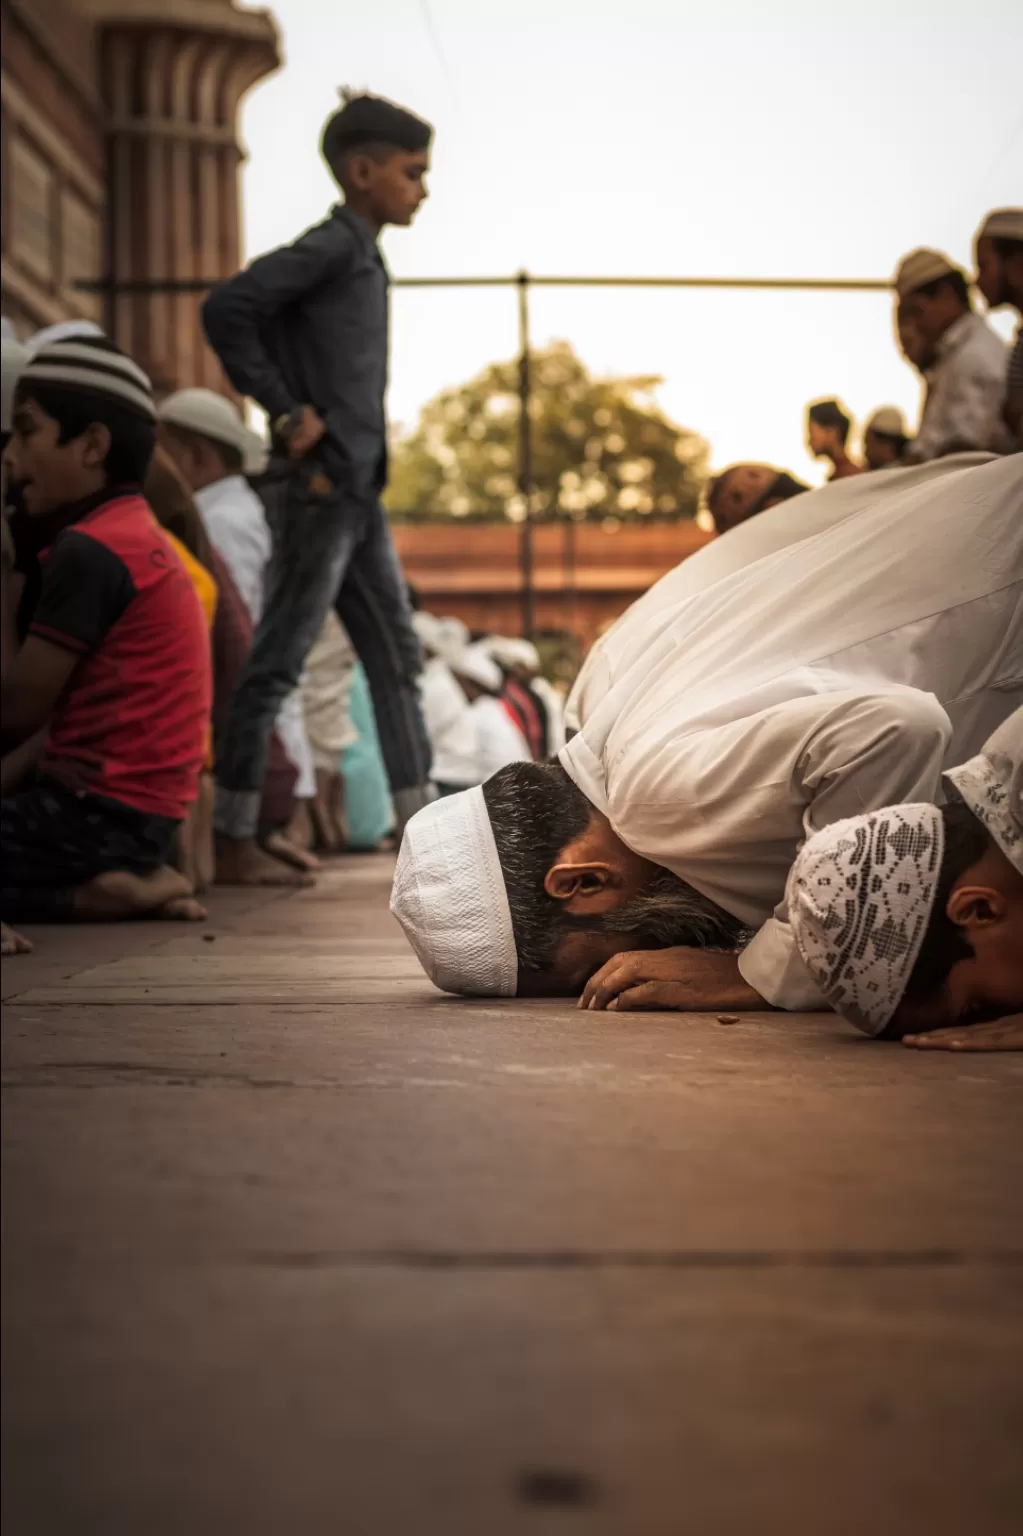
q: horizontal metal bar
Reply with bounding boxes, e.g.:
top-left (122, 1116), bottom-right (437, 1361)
top-left (75, 272), bottom-right (894, 295)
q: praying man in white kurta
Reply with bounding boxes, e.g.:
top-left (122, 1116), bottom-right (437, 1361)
top-left (390, 454), bottom-right (1023, 1014)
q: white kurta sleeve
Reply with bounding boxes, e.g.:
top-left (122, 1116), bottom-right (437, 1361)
top-left (737, 690), bottom-right (952, 1008)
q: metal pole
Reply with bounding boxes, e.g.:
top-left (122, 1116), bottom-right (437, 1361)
top-left (516, 269), bottom-right (535, 639)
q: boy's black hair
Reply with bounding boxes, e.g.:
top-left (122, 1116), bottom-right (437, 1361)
top-left (900, 800), bottom-right (992, 1007)
top-left (321, 89), bottom-right (432, 181)
top-left (807, 398), bottom-right (852, 442)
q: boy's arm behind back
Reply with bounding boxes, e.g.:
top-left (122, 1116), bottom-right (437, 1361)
top-left (201, 216), bottom-right (353, 423)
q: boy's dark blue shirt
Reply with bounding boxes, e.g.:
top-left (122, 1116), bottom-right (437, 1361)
top-left (202, 205), bottom-right (388, 478)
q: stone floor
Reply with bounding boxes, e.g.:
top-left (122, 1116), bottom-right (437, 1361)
top-left (2, 855), bottom-right (1021, 1535)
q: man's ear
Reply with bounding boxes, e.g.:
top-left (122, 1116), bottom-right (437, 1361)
top-left (946, 883), bottom-right (1006, 931)
top-left (544, 861), bottom-right (614, 903)
top-left (80, 422), bottom-right (111, 471)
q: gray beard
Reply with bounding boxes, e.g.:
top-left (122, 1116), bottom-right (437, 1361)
top-left (562, 866), bottom-right (746, 951)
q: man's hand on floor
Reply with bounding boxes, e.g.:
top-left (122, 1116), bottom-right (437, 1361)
top-left (578, 947), bottom-right (766, 1013)
top-left (902, 1015), bottom-right (1023, 1052)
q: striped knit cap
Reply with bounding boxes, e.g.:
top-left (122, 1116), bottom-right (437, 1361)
top-left (16, 336), bottom-right (155, 422)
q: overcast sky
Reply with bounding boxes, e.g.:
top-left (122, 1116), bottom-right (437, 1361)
top-left (240, 0), bottom-right (1022, 484)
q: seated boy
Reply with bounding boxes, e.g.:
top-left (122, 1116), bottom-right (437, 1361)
top-left (1, 336), bottom-right (211, 926)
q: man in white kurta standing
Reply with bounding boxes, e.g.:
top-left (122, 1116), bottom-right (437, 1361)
top-left (390, 454), bottom-right (1023, 1012)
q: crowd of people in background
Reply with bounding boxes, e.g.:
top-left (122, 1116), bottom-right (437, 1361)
top-left (0, 76), bottom-right (1019, 971)
top-left (706, 208), bottom-right (1023, 533)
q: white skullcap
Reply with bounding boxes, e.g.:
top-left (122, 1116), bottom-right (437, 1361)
top-left (893, 248), bottom-right (962, 299)
top-left (486, 635), bottom-right (541, 673)
top-left (158, 387), bottom-right (266, 474)
top-left (944, 708), bottom-right (1022, 874)
top-left (788, 804), bottom-right (945, 1036)
top-left (452, 642), bottom-right (503, 693)
top-left (1, 317), bottom-right (16, 341)
top-left (390, 786), bottom-right (517, 996)
top-left (25, 320), bottom-right (104, 358)
top-left (2, 337), bottom-right (29, 434)
top-left (865, 405), bottom-right (908, 438)
top-left (412, 611), bottom-right (445, 653)
top-left (977, 208), bottom-right (1023, 244)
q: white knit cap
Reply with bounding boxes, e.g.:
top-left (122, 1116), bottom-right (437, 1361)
top-left (1, 338), bottom-right (28, 433)
top-left (412, 610), bottom-right (445, 653)
top-left (893, 248), bottom-right (961, 299)
top-left (158, 387), bottom-right (266, 474)
top-left (788, 804), bottom-right (945, 1035)
top-left (944, 708), bottom-right (1022, 874)
top-left (865, 405), bottom-right (908, 438)
top-left (390, 786), bottom-right (518, 996)
top-left (486, 635), bottom-right (541, 673)
top-left (25, 320), bottom-right (104, 358)
top-left (452, 642), bottom-right (503, 693)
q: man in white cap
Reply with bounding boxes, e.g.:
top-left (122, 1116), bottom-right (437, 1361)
top-left (862, 407), bottom-right (910, 471)
top-left (565, 453), bottom-right (997, 738)
top-left (391, 455), bottom-right (1022, 1008)
top-left (486, 636), bottom-right (567, 757)
top-left (974, 207), bottom-right (1023, 450)
top-left (893, 247), bottom-right (1009, 461)
top-left (450, 643), bottom-right (531, 783)
top-left (788, 709), bottom-right (1022, 1051)
top-left (413, 613), bottom-right (479, 796)
top-left (158, 388), bottom-right (322, 879)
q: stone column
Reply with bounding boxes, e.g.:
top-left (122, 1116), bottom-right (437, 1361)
top-left (91, 1), bottom-right (279, 392)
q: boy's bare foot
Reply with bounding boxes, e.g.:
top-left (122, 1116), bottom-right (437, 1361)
top-left (1, 921), bottom-right (33, 955)
top-left (284, 798), bottom-right (316, 852)
top-left (261, 829), bottom-right (321, 873)
top-left (158, 895), bottom-right (208, 922)
top-left (214, 835), bottom-right (315, 888)
top-left (73, 865), bottom-right (196, 920)
top-left (902, 1015), bottom-right (1023, 1052)
top-left (311, 768), bottom-right (348, 854)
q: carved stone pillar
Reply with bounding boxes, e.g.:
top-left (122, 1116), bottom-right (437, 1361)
top-left (89, 1), bottom-right (279, 392)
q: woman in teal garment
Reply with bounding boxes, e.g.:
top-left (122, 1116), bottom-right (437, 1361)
top-left (341, 663), bottom-right (394, 849)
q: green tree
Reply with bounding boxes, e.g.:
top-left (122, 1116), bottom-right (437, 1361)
top-left (386, 341), bottom-right (708, 523)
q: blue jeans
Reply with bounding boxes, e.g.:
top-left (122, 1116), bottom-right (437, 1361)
top-left (214, 457), bottom-right (432, 840)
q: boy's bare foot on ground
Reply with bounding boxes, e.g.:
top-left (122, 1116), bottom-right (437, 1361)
top-left (311, 768), bottom-right (348, 854)
top-left (73, 866), bottom-right (208, 921)
top-left (1, 921), bottom-right (33, 955)
top-left (902, 1015), bottom-right (1023, 1052)
top-left (261, 829), bottom-right (321, 873)
top-left (214, 835), bottom-right (315, 888)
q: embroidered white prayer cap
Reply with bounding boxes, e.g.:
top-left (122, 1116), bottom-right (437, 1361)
top-left (977, 208), bottom-right (1023, 244)
top-left (788, 804), bottom-right (945, 1035)
top-left (486, 635), bottom-right (541, 673)
top-left (390, 786), bottom-right (518, 995)
top-left (893, 248), bottom-right (963, 299)
top-left (158, 387), bottom-right (267, 474)
top-left (865, 406), bottom-right (908, 438)
top-left (451, 642), bottom-right (503, 693)
top-left (944, 708), bottom-right (1022, 875)
top-left (1, 338), bottom-right (29, 433)
top-left (25, 320), bottom-right (104, 358)
top-left (412, 610), bottom-right (445, 653)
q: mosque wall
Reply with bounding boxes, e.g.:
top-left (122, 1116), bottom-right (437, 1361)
top-left (1, 0), bottom-right (279, 394)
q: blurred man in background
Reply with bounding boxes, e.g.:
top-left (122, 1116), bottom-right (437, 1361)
top-left (862, 406), bottom-right (910, 471)
top-left (805, 398), bottom-right (863, 481)
top-left (974, 207), bottom-right (1023, 451)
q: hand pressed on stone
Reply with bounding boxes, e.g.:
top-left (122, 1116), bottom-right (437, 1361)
top-left (901, 1015), bottom-right (1023, 1052)
top-left (578, 947), bottom-right (766, 1013)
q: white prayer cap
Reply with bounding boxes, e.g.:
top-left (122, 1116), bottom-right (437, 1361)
top-left (452, 642), bottom-right (503, 693)
top-left (2, 338), bottom-right (29, 433)
top-left (865, 406), bottom-right (908, 438)
top-left (977, 208), bottom-right (1023, 244)
top-left (944, 709), bottom-right (1022, 875)
top-left (412, 611), bottom-right (445, 653)
top-left (390, 786), bottom-right (517, 996)
top-left (25, 320), bottom-right (104, 358)
top-left (893, 248), bottom-right (961, 299)
top-left (788, 804), bottom-right (945, 1035)
top-left (158, 387), bottom-right (267, 474)
top-left (486, 635), bottom-right (541, 673)
top-left (1, 317), bottom-right (16, 341)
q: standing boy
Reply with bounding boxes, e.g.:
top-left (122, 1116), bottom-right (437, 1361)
top-left (202, 90), bottom-right (434, 885)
